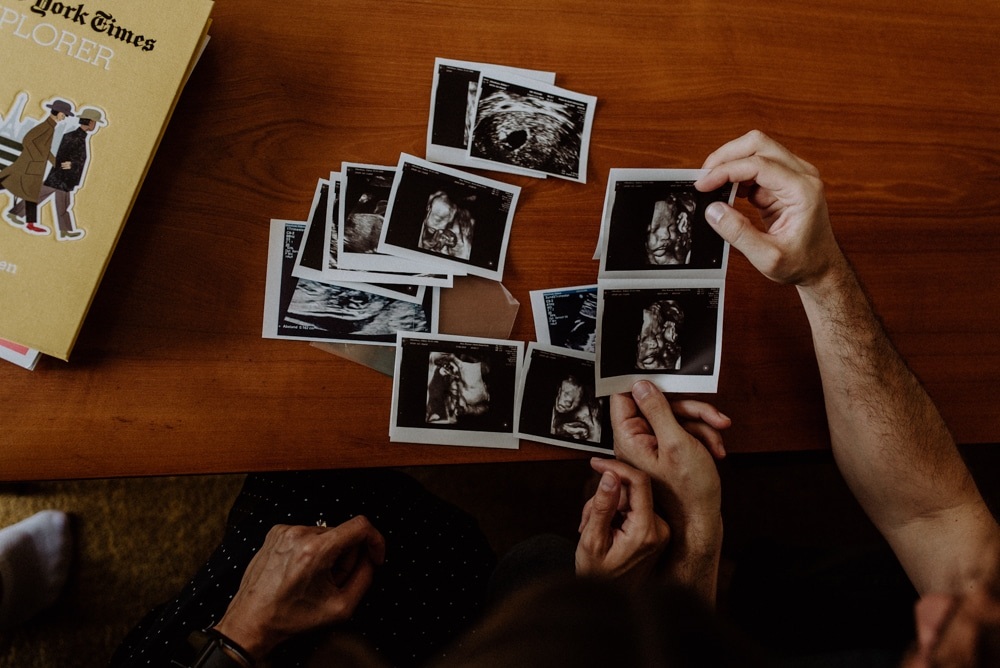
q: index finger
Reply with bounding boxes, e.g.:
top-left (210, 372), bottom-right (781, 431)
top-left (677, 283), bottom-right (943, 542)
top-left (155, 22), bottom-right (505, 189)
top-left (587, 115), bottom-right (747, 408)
top-left (590, 457), bottom-right (657, 518)
top-left (698, 130), bottom-right (818, 176)
top-left (694, 154), bottom-right (814, 206)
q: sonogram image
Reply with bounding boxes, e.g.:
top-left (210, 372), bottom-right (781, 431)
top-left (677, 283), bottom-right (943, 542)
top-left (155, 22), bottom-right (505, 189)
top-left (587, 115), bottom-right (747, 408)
top-left (470, 81), bottom-right (587, 179)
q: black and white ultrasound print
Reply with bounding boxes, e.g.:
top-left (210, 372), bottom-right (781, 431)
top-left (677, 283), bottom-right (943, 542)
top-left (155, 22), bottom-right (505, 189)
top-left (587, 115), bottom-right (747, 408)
top-left (530, 285), bottom-right (598, 354)
top-left (425, 58), bottom-right (556, 176)
top-left (595, 281), bottom-right (725, 395)
top-left (516, 343), bottom-right (613, 454)
top-left (467, 72), bottom-right (596, 183)
top-left (597, 169), bottom-right (736, 280)
top-left (390, 332), bottom-right (523, 449)
top-left (263, 220), bottom-right (439, 346)
top-left (379, 154), bottom-right (520, 281)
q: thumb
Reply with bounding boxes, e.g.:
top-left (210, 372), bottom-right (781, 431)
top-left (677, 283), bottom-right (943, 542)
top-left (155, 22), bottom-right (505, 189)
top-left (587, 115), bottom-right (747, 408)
top-left (704, 201), bottom-right (777, 270)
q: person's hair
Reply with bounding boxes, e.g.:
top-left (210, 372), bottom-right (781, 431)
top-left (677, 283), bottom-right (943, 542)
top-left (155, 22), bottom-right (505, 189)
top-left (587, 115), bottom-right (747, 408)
top-left (431, 576), bottom-right (764, 668)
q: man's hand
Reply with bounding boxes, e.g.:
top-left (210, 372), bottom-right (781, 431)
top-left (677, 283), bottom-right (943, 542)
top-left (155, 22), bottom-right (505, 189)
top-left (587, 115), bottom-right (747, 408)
top-left (613, 381), bottom-right (727, 604)
top-left (213, 515), bottom-right (386, 662)
top-left (576, 458), bottom-right (670, 590)
top-left (694, 129), bottom-right (846, 287)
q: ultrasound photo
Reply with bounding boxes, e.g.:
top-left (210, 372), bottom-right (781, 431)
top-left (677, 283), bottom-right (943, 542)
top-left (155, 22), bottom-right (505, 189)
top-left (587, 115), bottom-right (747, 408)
top-left (599, 170), bottom-right (737, 280)
top-left (379, 155), bottom-right (519, 281)
top-left (291, 177), bottom-right (337, 282)
top-left (426, 58), bottom-right (556, 172)
top-left (530, 285), bottom-right (598, 353)
top-left (391, 333), bottom-right (523, 448)
top-left (468, 74), bottom-right (596, 183)
top-left (596, 283), bottom-right (725, 395)
top-left (517, 343), bottom-right (612, 454)
top-left (340, 164), bottom-right (393, 255)
top-left (335, 165), bottom-right (447, 277)
top-left (264, 220), bottom-right (438, 346)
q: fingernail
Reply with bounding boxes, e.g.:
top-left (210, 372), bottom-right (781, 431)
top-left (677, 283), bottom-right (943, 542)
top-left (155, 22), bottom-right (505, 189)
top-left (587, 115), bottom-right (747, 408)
top-left (632, 380), bottom-right (653, 400)
top-left (718, 410), bottom-right (730, 422)
top-left (599, 471), bottom-right (617, 491)
top-left (705, 202), bottom-right (725, 225)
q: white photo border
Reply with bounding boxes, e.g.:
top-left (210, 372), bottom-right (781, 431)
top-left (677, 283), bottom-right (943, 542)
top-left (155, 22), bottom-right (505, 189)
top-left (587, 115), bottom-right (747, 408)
top-left (390, 331), bottom-right (523, 449)
top-left (595, 278), bottom-right (725, 395)
top-left (515, 342), bottom-right (612, 455)
top-left (597, 169), bottom-right (736, 280)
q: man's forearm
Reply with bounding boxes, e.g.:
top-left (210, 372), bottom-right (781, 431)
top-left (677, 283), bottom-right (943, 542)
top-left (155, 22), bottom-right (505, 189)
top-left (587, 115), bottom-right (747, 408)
top-left (658, 515), bottom-right (722, 607)
top-left (797, 254), bottom-right (998, 593)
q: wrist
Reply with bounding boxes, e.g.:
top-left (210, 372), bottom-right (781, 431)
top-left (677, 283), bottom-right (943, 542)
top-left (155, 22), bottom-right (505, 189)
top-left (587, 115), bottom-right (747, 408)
top-left (796, 248), bottom-right (853, 296)
top-left (211, 618), bottom-right (276, 664)
top-left (188, 628), bottom-right (257, 668)
top-left (677, 512), bottom-right (723, 561)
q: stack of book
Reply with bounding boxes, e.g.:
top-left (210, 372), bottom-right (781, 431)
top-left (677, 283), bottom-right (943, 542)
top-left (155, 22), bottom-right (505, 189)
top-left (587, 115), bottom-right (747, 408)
top-left (0, 0), bottom-right (214, 368)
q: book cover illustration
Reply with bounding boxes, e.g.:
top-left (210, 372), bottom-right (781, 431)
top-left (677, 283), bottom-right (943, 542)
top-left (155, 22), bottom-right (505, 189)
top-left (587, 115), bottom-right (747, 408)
top-left (0, 0), bottom-right (213, 360)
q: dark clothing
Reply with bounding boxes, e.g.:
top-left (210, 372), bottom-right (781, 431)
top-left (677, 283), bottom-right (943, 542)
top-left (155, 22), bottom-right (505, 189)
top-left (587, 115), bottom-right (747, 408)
top-left (111, 469), bottom-right (496, 668)
top-left (44, 128), bottom-right (88, 191)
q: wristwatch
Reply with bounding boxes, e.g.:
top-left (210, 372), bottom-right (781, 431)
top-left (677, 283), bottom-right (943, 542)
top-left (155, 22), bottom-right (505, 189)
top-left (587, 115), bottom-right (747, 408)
top-left (187, 628), bottom-right (255, 668)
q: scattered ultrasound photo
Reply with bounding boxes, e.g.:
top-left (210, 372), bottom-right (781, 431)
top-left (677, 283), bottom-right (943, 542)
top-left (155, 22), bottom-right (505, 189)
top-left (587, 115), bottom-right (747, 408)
top-left (517, 343), bottom-right (612, 454)
top-left (596, 283), bottom-right (724, 395)
top-left (264, 220), bottom-right (438, 346)
top-left (292, 176), bottom-right (337, 282)
top-left (379, 154), bottom-right (519, 281)
top-left (391, 332), bottom-right (523, 448)
top-left (599, 169), bottom-right (736, 280)
top-left (337, 163), bottom-right (446, 277)
top-left (425, 58), bottom-right (556, 173)
top-left (530, 285), bottom-right (598, 354)
top-left (288, 176), bottom-right (429, 304)
top-left (468, 73), bottom-right (596, 183)
top-left (337, 164), bottom-right (395, 268)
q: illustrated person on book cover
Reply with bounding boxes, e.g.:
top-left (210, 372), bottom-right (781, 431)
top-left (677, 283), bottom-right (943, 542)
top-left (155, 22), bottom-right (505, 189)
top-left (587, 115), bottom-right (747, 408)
top-left (0, 98), bottom-right (73, 236)
top-left (6, 107), bottom-right (104, 241)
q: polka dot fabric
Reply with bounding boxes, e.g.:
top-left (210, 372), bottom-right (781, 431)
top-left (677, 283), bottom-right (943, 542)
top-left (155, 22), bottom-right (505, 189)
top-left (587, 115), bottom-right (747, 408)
top-left (111, 469), bottom-right (497, 667)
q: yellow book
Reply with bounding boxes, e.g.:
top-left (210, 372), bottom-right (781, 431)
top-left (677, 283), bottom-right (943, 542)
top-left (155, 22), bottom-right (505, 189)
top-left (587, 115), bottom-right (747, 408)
top-left (0, 0), bottom-right (213, 360)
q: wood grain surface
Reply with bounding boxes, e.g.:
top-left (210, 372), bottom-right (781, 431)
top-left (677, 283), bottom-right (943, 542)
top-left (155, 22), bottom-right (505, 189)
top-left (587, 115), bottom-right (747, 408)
top-left (2, 0), bottom-right (998, 480)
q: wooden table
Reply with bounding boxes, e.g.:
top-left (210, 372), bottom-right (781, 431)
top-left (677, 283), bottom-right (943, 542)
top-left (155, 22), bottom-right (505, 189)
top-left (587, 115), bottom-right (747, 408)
top-left (2, 0), bottom-right (998, 481)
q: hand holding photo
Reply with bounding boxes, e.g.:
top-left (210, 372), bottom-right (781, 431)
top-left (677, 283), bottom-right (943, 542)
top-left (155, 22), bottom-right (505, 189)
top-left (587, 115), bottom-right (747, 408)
top-left (391, 332), bottom-right (523, 449)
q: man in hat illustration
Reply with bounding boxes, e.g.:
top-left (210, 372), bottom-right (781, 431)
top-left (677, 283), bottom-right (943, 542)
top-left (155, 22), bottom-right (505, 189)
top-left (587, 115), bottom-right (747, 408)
top-left (0, 98), bottom-right (74, 236)
top-left (6, 107), bottom-right (103, 240)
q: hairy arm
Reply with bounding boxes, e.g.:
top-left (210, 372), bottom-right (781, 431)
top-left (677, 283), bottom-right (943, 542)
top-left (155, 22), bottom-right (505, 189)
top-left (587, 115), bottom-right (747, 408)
top-left (798, 257), bottom-right (998, 594)
top-left (697, 130), bottom-right (999, 595)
